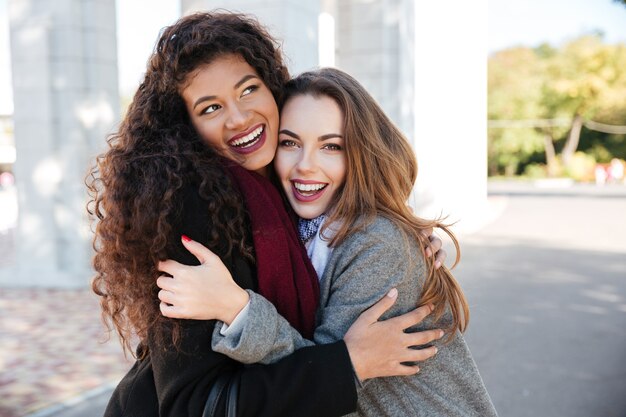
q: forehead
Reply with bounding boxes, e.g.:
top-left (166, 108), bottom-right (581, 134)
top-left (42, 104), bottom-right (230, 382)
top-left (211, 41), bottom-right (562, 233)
top-left (181, 54), bottom-right (259, 96)
top-left (280, 94), bottom-right (343, 130)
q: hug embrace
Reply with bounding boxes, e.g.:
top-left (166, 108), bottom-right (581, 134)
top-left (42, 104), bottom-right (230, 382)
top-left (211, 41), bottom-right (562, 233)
top-left (88, 11), bottom-right (497, 417)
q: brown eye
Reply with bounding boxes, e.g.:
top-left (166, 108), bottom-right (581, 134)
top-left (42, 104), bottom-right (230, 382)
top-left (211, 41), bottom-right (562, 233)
top-left (279, 139), bottom-right (298, 148)
top-left (242, 85), bottom-right (259, 97)
top-left (322, 143), bottom-right (342, 151)
top-left (202, 104), bottom-right (221, 115)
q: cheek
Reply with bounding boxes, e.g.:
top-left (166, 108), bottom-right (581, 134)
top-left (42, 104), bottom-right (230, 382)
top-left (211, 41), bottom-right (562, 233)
top-left (193, 120), bottom-right (223, 148)
top-left (263, 95), bottom-right (280, 124)
top-left (264, 134), bottom-right (278, 155)
top-left (334, 158), bottom-right (347, 186)
top-left (273, 151), bottom-right (291, 180)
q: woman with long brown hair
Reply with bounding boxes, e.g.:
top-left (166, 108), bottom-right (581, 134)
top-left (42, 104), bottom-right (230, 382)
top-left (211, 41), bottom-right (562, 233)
top-left (156, 68), bottom-right (498, 416)
top-left (88, 12), bottom-right (445, 417)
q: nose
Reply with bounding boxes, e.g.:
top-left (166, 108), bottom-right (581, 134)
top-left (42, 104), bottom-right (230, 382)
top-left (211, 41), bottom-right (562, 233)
top-left (225, 103), bottom-right (251, 131)
top-left (296, 148), bottom-right (317, 174)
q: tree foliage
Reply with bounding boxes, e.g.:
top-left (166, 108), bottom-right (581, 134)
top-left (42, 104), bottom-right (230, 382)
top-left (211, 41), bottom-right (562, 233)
top-left (488, 35), bottom-right (626, 177)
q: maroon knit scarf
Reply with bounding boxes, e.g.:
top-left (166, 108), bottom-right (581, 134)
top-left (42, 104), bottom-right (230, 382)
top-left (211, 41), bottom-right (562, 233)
top-left (224, 161), bottom-right (319, 339)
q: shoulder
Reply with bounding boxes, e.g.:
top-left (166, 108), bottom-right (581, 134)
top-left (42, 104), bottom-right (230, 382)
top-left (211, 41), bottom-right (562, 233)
top-left (320, 216), bottom-right (426, 319)
top-left (335, 216), bottom-right (409, 254)
top-left (329, 216), bottom-right (424, 272)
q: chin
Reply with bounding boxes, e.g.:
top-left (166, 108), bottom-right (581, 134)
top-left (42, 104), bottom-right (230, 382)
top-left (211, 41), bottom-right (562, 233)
top-left (244, 154), bottom-right (273, 173)
top-left (296, 209), bottom-right (324, 220)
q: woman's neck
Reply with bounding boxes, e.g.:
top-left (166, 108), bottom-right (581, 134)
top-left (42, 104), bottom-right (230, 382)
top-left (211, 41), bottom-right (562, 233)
top-left (254, 166), bottom-right (268, 177)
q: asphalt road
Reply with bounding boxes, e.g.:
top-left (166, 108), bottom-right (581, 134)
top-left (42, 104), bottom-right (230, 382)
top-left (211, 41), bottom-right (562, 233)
top-left (461, 182), bottom-right (626, 417)
top-left (40, 182), bottom-right (626, 417)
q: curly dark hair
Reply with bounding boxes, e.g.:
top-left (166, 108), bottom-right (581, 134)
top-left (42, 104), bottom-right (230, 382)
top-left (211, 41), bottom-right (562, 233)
top-left (86, 12), bottom-right (290, 357)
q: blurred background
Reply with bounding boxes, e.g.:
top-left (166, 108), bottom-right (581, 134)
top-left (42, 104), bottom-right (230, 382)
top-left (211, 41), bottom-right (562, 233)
top-left (0, 0), bottom-right (625, 416)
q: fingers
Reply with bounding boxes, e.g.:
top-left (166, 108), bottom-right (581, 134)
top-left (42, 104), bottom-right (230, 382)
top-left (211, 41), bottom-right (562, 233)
top-left (397, 345), bottom-right (439, 365)
top-left (423, 231), bottom-right (446, 269)
top-left (181, 235), bottom-right (219, 264)
top-left (387, 303), bottom-right (434, 330)
top-left (434, 246), bottom-right (447, 269)
top-left (428, 235), bottom-right (442, 254)
top-left (156, 275), bottom-right (175, 291)
top-left (158, 288), bottom-right (175, 305)
top-left (157, 277), bottom-right (178, 316)
top-left (404, 329), bottom-right (445, 348)
top-left (424, 235), bottom-right (448, 269)
top-left (358, 288), bottom-right (398, 323)
top-left (393, 364), bottom-right (420, 376)
top-left (160, 301), bottom-right (182, 318)
top-left (157, 259), bottom-right (182, 275)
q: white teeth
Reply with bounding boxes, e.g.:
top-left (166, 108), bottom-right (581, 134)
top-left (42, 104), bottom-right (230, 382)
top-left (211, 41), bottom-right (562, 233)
top-left (294, 182), bottom-right (327, 192)
top-left (231, 126), bottom-right (263, 147)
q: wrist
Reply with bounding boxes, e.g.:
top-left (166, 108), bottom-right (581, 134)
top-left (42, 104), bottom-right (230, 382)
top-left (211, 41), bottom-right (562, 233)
top-left (221, 287), bottom-right (250, 325)
top-left (344, 337), bottom-right (368, 381)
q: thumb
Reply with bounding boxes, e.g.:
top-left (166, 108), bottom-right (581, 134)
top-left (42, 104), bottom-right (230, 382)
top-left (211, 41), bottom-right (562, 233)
top-left (359, 288), bottom-right (398, 323)
top-left (181, 235), bottom-right (217, 264)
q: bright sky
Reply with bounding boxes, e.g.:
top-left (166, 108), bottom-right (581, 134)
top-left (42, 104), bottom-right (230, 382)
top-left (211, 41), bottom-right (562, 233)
top-left (488, 0), bottom-right (626, 53)
top-left (1, 0), bottom-right (626, 114)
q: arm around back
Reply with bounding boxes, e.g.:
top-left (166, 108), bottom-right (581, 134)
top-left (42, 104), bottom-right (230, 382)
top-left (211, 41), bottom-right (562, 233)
top-left (149, 186), bottom-right (358, 417)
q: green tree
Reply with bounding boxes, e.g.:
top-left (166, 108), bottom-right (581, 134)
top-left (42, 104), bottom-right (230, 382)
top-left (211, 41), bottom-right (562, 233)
top-left (540, 35), bottom-right (620, 167)
top-left (488, 47), bottom-right (547, 175)
top-left (488, 35), bottom-right (626, 177)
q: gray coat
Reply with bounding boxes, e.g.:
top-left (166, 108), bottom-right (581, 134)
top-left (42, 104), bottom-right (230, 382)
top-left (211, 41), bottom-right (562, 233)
top-left (213, 216), bottom-right (498, 416)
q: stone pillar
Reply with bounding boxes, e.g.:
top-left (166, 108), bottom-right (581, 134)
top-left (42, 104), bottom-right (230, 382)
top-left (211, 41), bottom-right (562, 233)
top-left (181, 0), bottom-right (320, 75)
top-left (335, 0), bottom-right (414, 136)
top-left (3, 0), bottom-right (119, 287)
top-left (335, 0), bottom-right (488, 233)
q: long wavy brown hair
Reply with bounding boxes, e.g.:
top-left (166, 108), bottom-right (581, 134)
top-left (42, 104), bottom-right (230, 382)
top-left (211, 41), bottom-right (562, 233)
top-left (87, 12), bottom-right (290, 357)
top-left (282, 68), bottom-right (469, 337)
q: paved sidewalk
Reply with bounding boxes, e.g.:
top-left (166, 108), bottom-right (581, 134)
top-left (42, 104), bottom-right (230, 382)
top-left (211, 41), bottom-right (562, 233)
top-left (0, 287), bottom-right (132, 417)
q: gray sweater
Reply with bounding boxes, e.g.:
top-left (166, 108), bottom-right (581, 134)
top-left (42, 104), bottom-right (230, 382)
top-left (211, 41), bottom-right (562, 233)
top-left (213, 216), bottom-right (498, 416)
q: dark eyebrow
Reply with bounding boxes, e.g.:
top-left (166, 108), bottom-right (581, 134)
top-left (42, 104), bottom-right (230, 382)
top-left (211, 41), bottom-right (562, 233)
top-left (279, 130), bottom-right (343, 141)
top-left (235, 74), bottom-right (259, 89)
top-left (319, 133), bottom-right (343, 141)
top-left (192, 74), bottom-right (259, 110)
top-left (279, 129), bottom-right (300, 139)
top-left (193, 95), bottom-right (217, 110)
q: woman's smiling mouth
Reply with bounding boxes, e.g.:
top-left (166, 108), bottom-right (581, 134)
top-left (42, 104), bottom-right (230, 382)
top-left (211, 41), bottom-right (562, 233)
top-left (228, 124), bottom-right (266, 154)
top-left (292, 181), bottom-right (328, 201)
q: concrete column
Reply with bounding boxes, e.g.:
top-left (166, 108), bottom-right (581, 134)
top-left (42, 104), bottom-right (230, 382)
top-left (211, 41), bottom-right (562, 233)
top-left (335, 0), bottom-right (488, 233)
top-left (181, 0), bottom-right (320, 75)
top-left (335, 0), bottom-right (414, 136)
top-left (4, 0), bottom-right (119, 287)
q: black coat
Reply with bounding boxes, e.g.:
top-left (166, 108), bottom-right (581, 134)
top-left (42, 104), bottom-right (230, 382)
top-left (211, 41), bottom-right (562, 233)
top-left (104, 184), bottom-right (357, 417)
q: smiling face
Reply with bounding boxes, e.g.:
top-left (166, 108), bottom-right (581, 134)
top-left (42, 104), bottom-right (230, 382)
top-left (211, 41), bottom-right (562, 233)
top-left (181, 54), bottom-right (280, 175)
top-left (275, 94), bottom-right (347, 220)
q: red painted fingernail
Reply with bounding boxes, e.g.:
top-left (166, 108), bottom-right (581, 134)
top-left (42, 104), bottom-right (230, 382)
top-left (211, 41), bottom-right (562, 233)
top-left (181, 235), bottom-right (192, 242)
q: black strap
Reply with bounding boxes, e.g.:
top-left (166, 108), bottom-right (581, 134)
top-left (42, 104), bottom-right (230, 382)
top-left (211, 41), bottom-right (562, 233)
top-left (203, 374), bottom-right (229, 417)
top-left (226, 374), bottom-right (239, 416)
top-left (203, 373), bottom-right (239, 417)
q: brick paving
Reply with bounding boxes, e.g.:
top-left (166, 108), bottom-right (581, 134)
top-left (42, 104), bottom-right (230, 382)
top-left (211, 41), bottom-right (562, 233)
top-left (0, 187), bottom-right (132, 417)
top-left (0, 287), bottom-right (133, 417)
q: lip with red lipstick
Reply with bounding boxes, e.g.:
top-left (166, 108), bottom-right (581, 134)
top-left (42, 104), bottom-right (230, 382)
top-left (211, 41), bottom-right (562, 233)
top-left (290, 179), bottom-right (328, 202)
top-left (227, 123), bottom-right (266, 155)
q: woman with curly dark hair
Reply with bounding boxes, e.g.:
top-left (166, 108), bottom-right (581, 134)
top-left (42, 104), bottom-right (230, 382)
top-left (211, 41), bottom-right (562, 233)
top-left (88, 12), bottom-right (445, 417)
